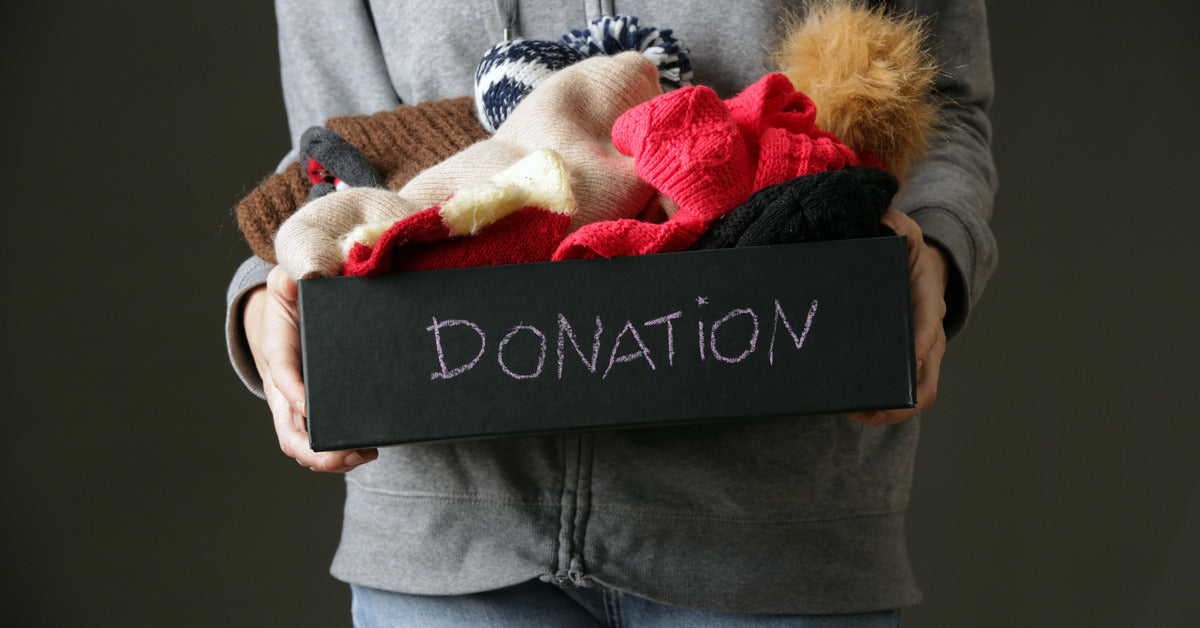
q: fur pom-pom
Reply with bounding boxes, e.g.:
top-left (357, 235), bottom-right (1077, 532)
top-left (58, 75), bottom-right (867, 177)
top-left (561, 15), bottom-right (693, 91)
top-left (772, 0), bottom-right (939, 180)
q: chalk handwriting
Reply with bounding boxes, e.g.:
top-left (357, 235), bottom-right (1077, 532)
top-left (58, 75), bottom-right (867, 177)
top-left (768, 299), bottom-right (819, 365)
top-left (709, 308), bottom-right (759, 364)
top-left (643, 311), bottom-right (682, 366)
top-left (602, 320), bottom-right (656, 379)
top-left (428, 318), bottom-right (487, 380)
top-left (497, 324), bottom-right (546, 379)
top-left (427, 298), bottom-right (819, 381)
top-left (557, 314), bottom-right (602, 378)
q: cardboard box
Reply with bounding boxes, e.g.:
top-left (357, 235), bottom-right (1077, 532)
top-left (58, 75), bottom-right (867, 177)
top-left (299, 236), bottom-right (916, 451)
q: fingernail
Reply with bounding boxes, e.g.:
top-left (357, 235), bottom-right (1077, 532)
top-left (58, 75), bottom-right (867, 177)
top-left (344, 452), bottom-right (366, 467)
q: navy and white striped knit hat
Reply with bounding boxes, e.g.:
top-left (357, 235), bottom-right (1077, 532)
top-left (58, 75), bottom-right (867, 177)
top-left (474, 15), bottom-right (693, 134)
top-left (561, 15), bottom-right (693, 91)
top-left (474, 39), bottom-right (585, 134)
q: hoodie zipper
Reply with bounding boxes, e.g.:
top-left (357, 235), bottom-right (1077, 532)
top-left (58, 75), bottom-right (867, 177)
top-left (554, 432), bottom-right (595, 586)
top-left (494, 0), bottom-right (617, 40)
top-left (489, 0), bottom-right (603, 584)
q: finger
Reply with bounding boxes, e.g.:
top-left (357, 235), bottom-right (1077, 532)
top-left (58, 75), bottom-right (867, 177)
top-left (845, 410), bottom-right (872, 424)
top-left (904, 233), bottom-right (947, 371)
top-left (306, 449), bottom-right (380, 473)
top-left (911, 285), bottom-right (947, 370)
top-left (846, 408), bottom-right (917, 426)
top-left (264, 370), bottom-right (316, 465)
top-left (880, 209), bottom-right (919, 251)
top-left (914, 329), bottom-right (946, 413)
top-left (855, 210), bottom-right (940, 426)
top-left (293, 443), bottom-right (380, 473)
top-left (262, 270), bottom-right (307, 416)
top-left (267, 377), bottom-right (305, 458)
top-left (263, 334), bottom-right (306, 415)
top-left (271, 398), bottom-right (360, 472)
top-left (267, 264), bottom-right (299, 304)
top-left (845, 409), bottom-right (886, 425)
top-left (269, 386), bottom-right (376, 472)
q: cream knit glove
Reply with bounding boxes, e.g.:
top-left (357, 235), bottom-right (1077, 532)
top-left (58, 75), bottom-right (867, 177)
top-left (275, 51), bottom-right (662, 279)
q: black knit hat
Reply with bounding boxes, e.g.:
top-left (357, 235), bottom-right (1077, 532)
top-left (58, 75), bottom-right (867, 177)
top-left (692, 166), bottom-right (899, 250)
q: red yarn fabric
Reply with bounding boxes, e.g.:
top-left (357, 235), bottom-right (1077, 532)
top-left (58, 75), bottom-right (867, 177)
top-left (342, 205), bottom-right (572, 276)
top-left (611, 85), bottom-right (755, 230)
top-left (306, 156), bottom-right (334, 186)
top-left (553, 73), bottom-right (879, 261)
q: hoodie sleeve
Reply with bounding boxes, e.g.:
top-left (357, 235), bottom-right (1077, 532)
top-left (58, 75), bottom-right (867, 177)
top-left (274, 0), bottom-right (402, 164)
top-left (225, 0), bottom-right (403, 397)
top-left (891, 0), bottom-right (999, 338)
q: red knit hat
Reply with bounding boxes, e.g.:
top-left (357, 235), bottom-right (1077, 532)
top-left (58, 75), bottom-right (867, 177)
top-left (553, 72), bottom-right (879, 260)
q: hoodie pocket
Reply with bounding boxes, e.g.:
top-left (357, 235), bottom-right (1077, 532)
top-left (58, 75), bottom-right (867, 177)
top-left (588, 414), bottom-right (856, 521)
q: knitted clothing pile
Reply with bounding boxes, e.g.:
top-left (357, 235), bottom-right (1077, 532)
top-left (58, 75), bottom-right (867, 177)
top-left (553, 71), bottom-right (883, 261)
top-left (275, 52), bottom-right (663, 279)
top-left (246, 32), bottom-right (893, 279)
top-left (322, 64), bottom-right (887, 278)
top-left (236, 97), bottom-right (488, 264)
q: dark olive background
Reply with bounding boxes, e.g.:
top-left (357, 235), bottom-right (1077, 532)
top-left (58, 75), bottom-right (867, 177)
top-left (3, 2), bottom-right (1198, 626)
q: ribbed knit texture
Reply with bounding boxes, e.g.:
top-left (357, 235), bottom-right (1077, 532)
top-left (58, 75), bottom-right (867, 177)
top-left (344, 208), bottom-right (572, 275)
top-left (236, 160), bottom-right (311, 263)
top-left (691, 166), bottom-right (898, 250)
top-left (553, 72), bottom-right (877, 260)
top-left (724, 73), bottom-right (879, 188)
top-left (234, 97), bottom-right (487, 263)
top-left (342, 149), bottom-right (575, 276)
top-left (327, 97), bottom-right (489, 190)
top-left (551, 84), bottom-right (751, 260)
top-left (275, 52), bottom-right (663, 279)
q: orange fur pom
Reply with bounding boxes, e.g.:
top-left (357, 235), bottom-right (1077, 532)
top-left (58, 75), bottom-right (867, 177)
top-left (772, 0), bottom-right (939, 181)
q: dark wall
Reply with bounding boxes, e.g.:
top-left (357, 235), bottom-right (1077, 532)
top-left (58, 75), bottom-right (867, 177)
top-left (3, 2), bottom-right (1197, 626)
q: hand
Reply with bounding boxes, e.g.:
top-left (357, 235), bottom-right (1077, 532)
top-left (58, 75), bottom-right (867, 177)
top-left (243, 265), bottom-right (378, 471)
top-left (848, 209), bottom-right (949, 426)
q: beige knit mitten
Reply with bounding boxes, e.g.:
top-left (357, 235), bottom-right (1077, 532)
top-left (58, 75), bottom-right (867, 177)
top-left (275, 51), bottom-right (663, 279)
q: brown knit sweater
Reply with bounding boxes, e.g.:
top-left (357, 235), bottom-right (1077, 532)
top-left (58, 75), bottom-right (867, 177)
top-left (236, 96), bottom-right (489, 263)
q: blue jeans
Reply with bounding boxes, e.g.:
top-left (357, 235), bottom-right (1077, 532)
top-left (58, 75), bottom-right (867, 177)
top-left (351, 581), bottom-right (901, 627)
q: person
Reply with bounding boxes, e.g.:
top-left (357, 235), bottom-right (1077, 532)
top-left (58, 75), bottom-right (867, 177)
top-left (225, 1), bottom-right (997, 625)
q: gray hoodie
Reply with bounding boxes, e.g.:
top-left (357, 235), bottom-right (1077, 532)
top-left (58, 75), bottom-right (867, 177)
top-left (225, 0), bottom-right (997, 613)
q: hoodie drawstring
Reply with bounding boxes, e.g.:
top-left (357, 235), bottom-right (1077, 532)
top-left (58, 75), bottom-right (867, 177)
top-left (494, 0), bottom-right (519, 40)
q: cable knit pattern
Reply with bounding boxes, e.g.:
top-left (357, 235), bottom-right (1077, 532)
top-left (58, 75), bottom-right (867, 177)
top-left (275, 52), bottom-right (663, 279)
top-left (554, 72), bottom-right (873, 260)
top-left (724, 73), bottom-right (878, 188)
top-left (691, 166), bottom-right (899, 250)
top-left (552, 84), bottom-right (752, 260)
